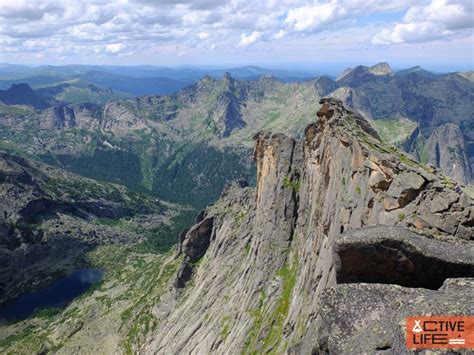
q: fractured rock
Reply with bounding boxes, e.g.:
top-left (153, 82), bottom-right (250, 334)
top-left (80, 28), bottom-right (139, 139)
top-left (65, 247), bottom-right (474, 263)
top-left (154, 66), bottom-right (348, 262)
top-left (385, 171), bottom-right (426, 209)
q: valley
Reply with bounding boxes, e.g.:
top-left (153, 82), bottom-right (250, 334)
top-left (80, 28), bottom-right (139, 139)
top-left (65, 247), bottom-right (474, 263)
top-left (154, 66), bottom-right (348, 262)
top-left (0, 63), bottom-right (473, 354)
top-left (1, 0), bottom-right (472, 352)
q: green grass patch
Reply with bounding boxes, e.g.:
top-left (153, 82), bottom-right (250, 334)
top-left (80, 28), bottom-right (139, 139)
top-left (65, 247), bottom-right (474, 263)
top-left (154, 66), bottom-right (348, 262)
top-left (370, 118), bottom-right (417, 145)
top-left (283, 176), bottom-right (300, 192)
top-left (243, 252), bottom-right (299, 354)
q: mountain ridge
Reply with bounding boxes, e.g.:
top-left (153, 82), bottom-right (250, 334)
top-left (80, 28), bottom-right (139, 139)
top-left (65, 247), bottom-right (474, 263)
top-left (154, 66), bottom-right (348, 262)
top-left (0, 67), bottom-right (472, 212)
top-left (144, 98), bottom-right (474, 354)
top-left (0, 98), bottom-right (472, 353)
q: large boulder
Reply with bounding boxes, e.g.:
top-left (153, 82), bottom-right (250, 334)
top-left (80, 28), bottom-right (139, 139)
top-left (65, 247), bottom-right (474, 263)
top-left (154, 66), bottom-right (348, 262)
top-left (181, 216), bottom-right (214, 262)
top-left (384, 172), bottom-right (426, 210)
top-left (307, 279), bottom-right (474, 354)
top-left (334, 226), bottom-right (474, 289)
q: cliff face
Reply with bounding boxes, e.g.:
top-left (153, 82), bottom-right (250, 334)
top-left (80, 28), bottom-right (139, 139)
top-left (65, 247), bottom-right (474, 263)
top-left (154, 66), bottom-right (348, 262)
top-left (425, 123), bottom-right (472, 184)
top-left (145, 99), bottom-right (474, 354)
top-left (39, 103), bottom-right (100, 130)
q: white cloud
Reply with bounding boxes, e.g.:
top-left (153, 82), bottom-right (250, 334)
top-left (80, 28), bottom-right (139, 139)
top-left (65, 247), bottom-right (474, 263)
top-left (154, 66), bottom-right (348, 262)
top-left (284, 1), bottom-right (420, 33)
top-left (105, 43), bottom-right (125, 54)
top-left (373, 22), bottom-right (452, 44)
top-left (373, 0), bottom-right (473, 44)
top-left (237, 31), bottom-right (262, 47)
top-left (273, 30), bottom-right (286, 40)
top-left (404, 0), bottom-right (472, 30)
top-left (0, 0), bottom-right (471, 63)
top-left (197, 31), bottom-right (210, 39)
top-left (285, 2), bottom-right (339, 32)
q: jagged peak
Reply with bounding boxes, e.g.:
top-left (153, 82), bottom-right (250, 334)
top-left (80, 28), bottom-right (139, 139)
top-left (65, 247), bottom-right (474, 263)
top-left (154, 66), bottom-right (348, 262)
top-left (313, 76), bottom-right (339, 97)
top-left (252, 99), bottom-right (381, 171)
top-left (0, 82), bottom-right (50, 110)
top-left (315, 75), bottom-right (335, 83)
top-left (200, 74), bottom-right (216, 83)
top-left (337, 63), bottom-right (393, 81)
top-left (336, 66), bottom-right (357, 81)
top-left (315, 98), bottom-right (380, 140)
top-left (223, 71), bottom-right (233, 81)
top-left (368, 62), bottom-right (393, 76)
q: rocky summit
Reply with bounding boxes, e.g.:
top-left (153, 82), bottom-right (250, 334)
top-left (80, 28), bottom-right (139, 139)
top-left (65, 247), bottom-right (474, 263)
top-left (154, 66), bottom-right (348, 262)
top-left (143, 99), bottom-right (473, 354)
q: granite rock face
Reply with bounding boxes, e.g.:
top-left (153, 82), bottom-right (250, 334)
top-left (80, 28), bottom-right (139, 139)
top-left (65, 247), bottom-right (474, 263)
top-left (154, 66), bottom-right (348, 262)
top-left (39, 103), bottom-right (101, 131)
top-left (174, 216), bottom-right (214, 288)
top-left (425, 123), bottom-right (472, 184)
top-left (38, 101), bottom-right (148, 133)
top-left (335, 226), bottom-right (474, 289)
top-left (305, 279), bottom-right (474, 354)
top-left (145, 99), bottom-right (473, 354)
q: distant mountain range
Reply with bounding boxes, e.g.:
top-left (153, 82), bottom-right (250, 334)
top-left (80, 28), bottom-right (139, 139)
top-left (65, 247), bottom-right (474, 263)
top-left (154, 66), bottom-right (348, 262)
top-left (0, 63), bottom-right (472, 202)
top-left (327, 63), bottom-right (473, 183)
top-left (0, 63), bottom-right (473, 353)
top-left (0, 64), bottom-right (321, 97)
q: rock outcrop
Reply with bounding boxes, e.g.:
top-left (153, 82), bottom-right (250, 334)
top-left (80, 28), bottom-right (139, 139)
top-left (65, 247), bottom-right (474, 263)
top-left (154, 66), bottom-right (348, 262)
top-left (145, 99), bottom-right (474, 354)
top-left (368, 62), bottom-right (394, 76)
top-left (101, 101), bottom-right (149, 132)
top-left (213, 88), bottom-right (245, 138)
top-left (175, 216), bottom-right (214, 288)
top-left (330, 67), bottom-right (474, 183)
top-left (335, 226), bottom-right (474, 289)
top-left (39, 103), bottom-right (100, 130)
top-left (307, 278), bottom-right (474, 354)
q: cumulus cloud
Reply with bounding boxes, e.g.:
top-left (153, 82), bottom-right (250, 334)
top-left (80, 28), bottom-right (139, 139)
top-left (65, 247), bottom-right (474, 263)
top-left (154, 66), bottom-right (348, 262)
top-left (105, 43), bottom-right (125, 54)
top-left (238, 31), bottom-right (262, 47)
top-left (197, 31), bottom-right (210, 40)
top-left (373, 0), bottom-right (473, 44)
top-left (285, 2), bottom-right (340, 32)
top-left (0, 0), bottom-right (471, 63)
top-left (284, 1), bottom-right (420, 33)
top-left (273, 30), bottom-right (286, 40)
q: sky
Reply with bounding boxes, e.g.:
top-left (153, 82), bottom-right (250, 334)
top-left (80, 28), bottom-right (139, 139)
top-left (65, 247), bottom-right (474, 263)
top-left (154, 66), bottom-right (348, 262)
top-left (0, 0), bottom-right (473, 72)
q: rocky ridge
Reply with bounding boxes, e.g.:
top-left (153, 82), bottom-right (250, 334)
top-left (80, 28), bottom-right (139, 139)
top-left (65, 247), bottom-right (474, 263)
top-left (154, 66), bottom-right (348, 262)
top-left (145, 98), bottom-right (473, 354)
top-left (1, 68), bottom-right (472, 211)
top-left (328, 64), bottom-right (473, 183)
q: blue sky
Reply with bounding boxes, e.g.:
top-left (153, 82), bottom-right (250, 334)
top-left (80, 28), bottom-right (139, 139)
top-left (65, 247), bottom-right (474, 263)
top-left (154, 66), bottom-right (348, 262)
top-left (0, 0), bottom-right (472, 72)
